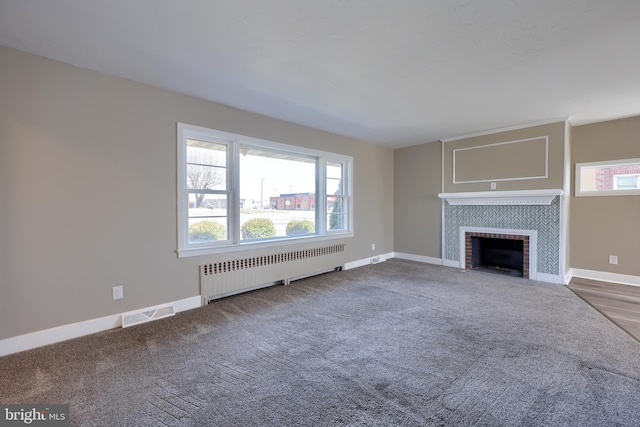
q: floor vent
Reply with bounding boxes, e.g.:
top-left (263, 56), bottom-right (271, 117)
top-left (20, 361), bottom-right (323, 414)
top-left (122, 305), bottom-right (175, 328)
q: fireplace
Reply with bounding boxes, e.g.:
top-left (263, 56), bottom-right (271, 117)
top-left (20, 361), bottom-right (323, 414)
top-left (439, 189), bottom-right (563, 284)
top-left (466, 232), bottom-right (529, 278)
top-left (459, 226), bottom-right (537, 280)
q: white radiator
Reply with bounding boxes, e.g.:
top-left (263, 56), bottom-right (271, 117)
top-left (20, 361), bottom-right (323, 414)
top-left (200, 244), bottom-right (345, 305)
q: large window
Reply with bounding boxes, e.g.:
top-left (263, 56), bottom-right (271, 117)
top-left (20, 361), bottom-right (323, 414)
top-left (177, 123), bottom-right (353, 257)
top-left (576, 158), bottom-right (640, 197)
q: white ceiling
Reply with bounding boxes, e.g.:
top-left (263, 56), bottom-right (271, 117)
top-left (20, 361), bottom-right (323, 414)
top-left (2, 1), bottom-right (640, 148)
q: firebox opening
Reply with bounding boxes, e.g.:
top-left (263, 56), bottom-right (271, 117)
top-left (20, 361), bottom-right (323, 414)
top-left (471, 237), bottom-right (524, 277)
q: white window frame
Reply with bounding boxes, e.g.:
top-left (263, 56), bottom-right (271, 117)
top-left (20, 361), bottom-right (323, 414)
top-left (177, 123), bottom-right (353, 257)
top-left (613, 174), bottom-right (640, 190)
top-left (575, 158), bottom-right (640, 197)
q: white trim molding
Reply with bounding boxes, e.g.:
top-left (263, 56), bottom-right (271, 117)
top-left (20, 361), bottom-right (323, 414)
top-left (440, 118), bottom-right (568, 143)
top-left (537, 273), bottom-right (565, 285)
top-left (570, 268), bottom-right (640, 288)
top-left (562, 120), bottom-right (571, 284)
top-left (393, 252), bottom-right (442, 265)
top-left (0, 296), bottom-right (201, 357)
top-left (438, 189), bottom-right (563, 206)
top-left (344, 252), bottom-right (394, 270)
top-left (452, 136), bottom-right (549, 184)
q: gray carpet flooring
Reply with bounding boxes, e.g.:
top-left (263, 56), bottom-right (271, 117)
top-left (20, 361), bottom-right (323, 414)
top-left (2, 259), bottom-right (640, 426)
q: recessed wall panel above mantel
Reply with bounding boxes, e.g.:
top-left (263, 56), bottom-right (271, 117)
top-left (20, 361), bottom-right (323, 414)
top-left (443, 121), bottom-right (566, 193)
top-left (453, 136), bottom-right (548, 184)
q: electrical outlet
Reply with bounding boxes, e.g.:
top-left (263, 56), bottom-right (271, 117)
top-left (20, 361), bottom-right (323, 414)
top-left (491, 182), bottom-right (497, 190)
top-left (609, 255), bottom-right (618, 265)
top-left (113, 285), bottom-right (124, 300)
top-left (371, 243), bottom-right (375, 251)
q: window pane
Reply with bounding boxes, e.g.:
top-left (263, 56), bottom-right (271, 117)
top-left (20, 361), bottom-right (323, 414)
top-left (240, 147), bottom-right (316, 241)
top-left (187, 139), bottom-right (227, 167)
top-left (614, 175), bottom-right (640, 189)
top-left (327, 177), bottom-right (342, 196)
top-left (186, 164), bottom-right (226, 191)
top-left (188, 219), bottom-right (228, 243)
top-left (186, 140), bottom-right (227, 205)
top-left (327, 196), bottom-right (347, 231)
top-left (327, 162), bottom-right (343, 196)
top-left (581, 163), bottom-right (640, 192)
top-left (327, 161), bottom-right (348, 231)
top-left (328, 213), bottom-right (347, 231)
top-left (327, 162), bottom-right (342, 179)
top-left (188, 194), bottom-right (228, 217)
top-left (188, 194), bottom-right (228, 242)
top-left (240, 212), bottom-right (316, 241)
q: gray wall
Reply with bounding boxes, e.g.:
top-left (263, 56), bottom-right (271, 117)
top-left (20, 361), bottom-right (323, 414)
top-left (393, 142), bottom-right (442, 258)
top-left (571, 116), bottom-right (640, 276)
top-left (0, 46), bottom-right (393, 340)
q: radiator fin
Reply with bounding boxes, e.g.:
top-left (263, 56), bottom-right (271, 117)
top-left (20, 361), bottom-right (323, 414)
top-left (200, 244), bottom-right (345, 304)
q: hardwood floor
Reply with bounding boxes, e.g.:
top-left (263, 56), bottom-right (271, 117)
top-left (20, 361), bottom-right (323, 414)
top-left (569, 277), bottom-right (640, 342)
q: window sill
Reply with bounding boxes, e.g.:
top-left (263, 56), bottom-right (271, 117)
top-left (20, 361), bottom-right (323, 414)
top-left (177, 232), bottom-right (354, 258)
top-left (576, 189), bottom-right (640, 197)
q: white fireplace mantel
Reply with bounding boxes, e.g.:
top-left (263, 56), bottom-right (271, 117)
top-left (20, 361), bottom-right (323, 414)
top-left (438, 189), bottom-right (563, 206)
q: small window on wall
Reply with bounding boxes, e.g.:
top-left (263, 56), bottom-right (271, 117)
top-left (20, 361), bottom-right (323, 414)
top-left (576, 158), bottom-right (640, 196)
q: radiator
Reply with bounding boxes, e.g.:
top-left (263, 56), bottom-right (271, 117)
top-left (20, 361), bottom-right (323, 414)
top-left (200, 244), bottom-right (345, 305)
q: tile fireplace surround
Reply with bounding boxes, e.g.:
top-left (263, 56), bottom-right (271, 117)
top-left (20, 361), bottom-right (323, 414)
top-left (438, 189), bottom-right (565, 284)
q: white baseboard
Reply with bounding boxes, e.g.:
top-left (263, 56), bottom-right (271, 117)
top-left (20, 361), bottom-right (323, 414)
top-left (570, 268), bottom-right (640, 288)
top-left (392, 252), bottom-right (442, 265)
top-left (443, 259), bottom-right (461, 268)
top-left (344, 258), bottom-right (371, 270)
top-left (344, 252), bottom-right (394, 270)
top-left (536, 273), bottom-right (564, 285)
top-left (0, 295), bottom-right (201, 357)
top-left (564, 270), bottom-right (573, 286)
